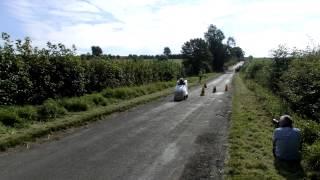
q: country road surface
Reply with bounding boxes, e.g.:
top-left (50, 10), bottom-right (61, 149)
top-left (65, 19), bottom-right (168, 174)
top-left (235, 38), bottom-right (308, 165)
top-left (0, 65), bottom-right (240, 180)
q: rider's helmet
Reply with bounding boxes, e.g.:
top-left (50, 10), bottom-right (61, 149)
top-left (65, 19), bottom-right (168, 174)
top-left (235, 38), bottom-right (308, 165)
top-left (178, 78), bottom-right (184, 85)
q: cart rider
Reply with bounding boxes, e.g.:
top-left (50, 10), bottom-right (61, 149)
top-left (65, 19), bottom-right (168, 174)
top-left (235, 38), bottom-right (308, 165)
top-left (178, 78), bottom-right (185, 85)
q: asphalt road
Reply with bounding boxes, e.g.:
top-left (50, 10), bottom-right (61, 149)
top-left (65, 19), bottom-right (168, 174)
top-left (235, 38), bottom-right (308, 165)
top-left (0, 70), bottom-right (236, 180)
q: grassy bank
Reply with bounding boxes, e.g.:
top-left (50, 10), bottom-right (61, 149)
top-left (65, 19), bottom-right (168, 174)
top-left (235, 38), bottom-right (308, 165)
top-left (225, 74), bottom-right (319, 179)
top-left (0, 73), bottom-right (219, 151)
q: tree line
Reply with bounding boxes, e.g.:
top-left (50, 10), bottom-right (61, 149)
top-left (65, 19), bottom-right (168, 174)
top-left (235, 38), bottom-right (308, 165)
top-left (81, 45), bottom-right (182, 61)
top-left (181, 24), bottom-right (244, 75)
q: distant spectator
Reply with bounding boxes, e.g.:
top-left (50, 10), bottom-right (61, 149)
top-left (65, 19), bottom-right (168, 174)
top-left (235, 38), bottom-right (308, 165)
top-left (273, 115), bottom-right (301, 161)
top-left (198, 71), bottom-right (203, 83)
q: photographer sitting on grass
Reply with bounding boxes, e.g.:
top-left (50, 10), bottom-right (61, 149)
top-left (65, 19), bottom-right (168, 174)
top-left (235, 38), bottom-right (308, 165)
top-left (273, 115), bottom-right (301, 161)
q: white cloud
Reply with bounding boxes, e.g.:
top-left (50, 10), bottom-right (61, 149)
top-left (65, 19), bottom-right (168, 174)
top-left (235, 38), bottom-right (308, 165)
top-left (4, 0), bottom-right (320, 56)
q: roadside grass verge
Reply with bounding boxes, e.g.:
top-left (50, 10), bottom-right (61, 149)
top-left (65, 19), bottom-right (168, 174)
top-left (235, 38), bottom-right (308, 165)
top-left (225, 74), bottom-right (320, 179)
top-left (0, 73), bottom-right (219, 151)
top-left (225, 74), bottom-right (307, 179)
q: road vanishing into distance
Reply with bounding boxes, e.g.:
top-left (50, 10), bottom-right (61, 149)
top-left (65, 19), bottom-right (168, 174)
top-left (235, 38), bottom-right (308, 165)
top-left (0, 64), bottom-right (241, 180)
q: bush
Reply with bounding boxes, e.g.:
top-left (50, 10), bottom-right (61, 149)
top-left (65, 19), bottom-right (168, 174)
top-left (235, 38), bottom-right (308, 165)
top-left (49, 57), bottom-right (86, 98)
top-left (305, 140), bottom-right (320, 171)
top-left (86, 94), bottom-right (108, 106)
top-left (300, 121), bottom-right (320, 145)
top-left (135, 87), bottom-right (147, 96)
top-left (84, 60), bottom-right (123, 92)
top-left (242, 57), bottom-right (320, 122)
top-left (0, 109), bottom-right (22, 127)
top-left (243, 59), bottom-right (272, 88)
top-left (112, 88), bottom-right (140, 99)
top-left (37, 99), bottom-right (66, 120)
top-left (279, 59), bottom-right (320, 120)
top-left (60, 98), bottom-right (89, 112)
top-left (102, 88), bottom-right (114, 98)
top-left (15, 105), bottom-right (38, 121)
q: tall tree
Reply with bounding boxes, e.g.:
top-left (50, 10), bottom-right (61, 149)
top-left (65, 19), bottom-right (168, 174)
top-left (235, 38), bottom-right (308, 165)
top-left (230, 46), bottom-right (244, 60)
top-left (181, 38), bottom-right (212, 75)
top-left (163, 47), bottom-right (171, 58)
top-left (204, 25), bottom-right (226, 71)
top-left (227, 37), bottom-right (236, 48)
top-left (91, 46), bottom-right (103, 56)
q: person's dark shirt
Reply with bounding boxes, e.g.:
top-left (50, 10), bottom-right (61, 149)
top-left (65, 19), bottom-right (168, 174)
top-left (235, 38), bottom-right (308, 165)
top-left (273, 127), bottom-right (301, 160)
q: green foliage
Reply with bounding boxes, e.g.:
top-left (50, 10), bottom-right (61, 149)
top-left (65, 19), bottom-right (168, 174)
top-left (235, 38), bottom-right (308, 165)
top-left (300, 120), bottom-right (320, 145)
top-left (114, 60), bottom-right (182, 84)
top-left (227, 37), bottom-right (236, 47)
top-left (230, 46), bottom-right (244, 60)
top-left (15, 105), bottom-right (38, 121)
top-left (279, 59), bottom-right (320, 120)
top-left (60, 98), bottom-right (89, 112)
top-left (0, 33), bottom-right (183, 105)
top-left (37, 99), bottom-right (66, 120)
top-left (0, 33), bottom-right (33, 105)
top-left (91, 46), bottom-right (103, 56)
top-left (305, 140), bottom-right (320, 171)
top-left (49, 57), bottom-right (86, 98)
top-left (269, 45), bottom-right (293, 92)
top-left (0, 72), bottom-right (218, 151)
top-left (84, 94), bottom-right (108, 106)
top-left (0, 109), bottom-right (22, 127)
top-left (181, 38), bottom-right (212, 75)
top-left (242, 59), bottom-right (273, 88)
top-left (182, 25), bottom-right (244, 75)
top-left (241, 56), bottom-right (320, 176)
top-left (113, 88), bottom-right (140, 99)
top-left (84, 59), bottom-right (122, 92)
top-left (226, 75), bottom-right (294, 179)
top-left (205, 24), bottom-right (227, 71)
top-left (0, 80), bottom-right (176, 126)
top-left (102, 81), bottom-right (175, 100)
top-left (243, 52), bottom-right (320, 122)
top-left (163, 47), bottom-right (171, 58)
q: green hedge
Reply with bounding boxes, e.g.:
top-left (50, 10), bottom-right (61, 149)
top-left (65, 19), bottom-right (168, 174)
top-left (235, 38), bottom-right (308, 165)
top-left (278, 59), bottom-right (320, 120)
top-left (241, 57), bottom-right (320, 175)
top-left (242, 58), bottom-right (320, 121)
top-left (0, 33), bottom-right (183, 105)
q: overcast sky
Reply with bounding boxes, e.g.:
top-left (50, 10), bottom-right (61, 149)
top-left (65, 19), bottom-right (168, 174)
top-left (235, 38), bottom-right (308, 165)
top-left (1, 0), bottom-right (320, 56)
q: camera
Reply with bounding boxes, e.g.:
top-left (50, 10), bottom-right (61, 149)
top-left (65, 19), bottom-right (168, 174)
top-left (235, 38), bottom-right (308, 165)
top-left (272, 118), bottom-right (279, 128)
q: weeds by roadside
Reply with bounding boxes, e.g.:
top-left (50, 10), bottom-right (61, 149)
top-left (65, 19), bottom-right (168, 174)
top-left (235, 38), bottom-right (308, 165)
top-left (225, 75), bottom-right (306, 179)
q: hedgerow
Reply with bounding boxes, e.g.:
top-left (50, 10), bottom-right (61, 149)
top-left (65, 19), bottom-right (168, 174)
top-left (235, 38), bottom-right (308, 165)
top-left (0, 33), bottom-right (183, 105)
top-left (241, 48), bottom-right (320, 176)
